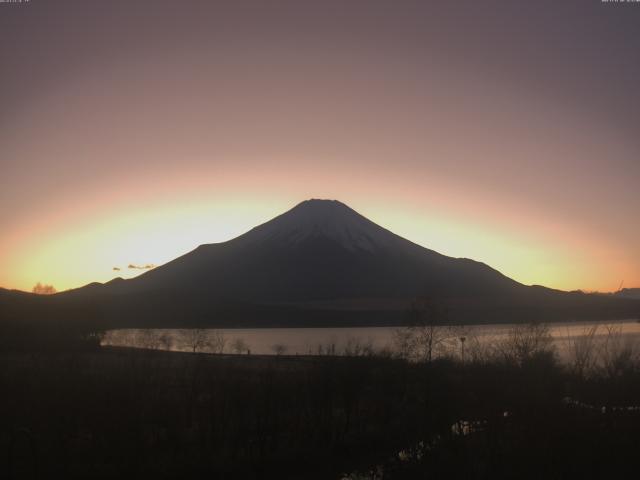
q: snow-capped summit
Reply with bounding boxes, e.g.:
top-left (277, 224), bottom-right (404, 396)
top-left (237, 199), bottom-right (401, 252)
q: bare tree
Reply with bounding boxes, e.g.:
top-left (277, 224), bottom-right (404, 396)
top-left (158, 332), bottom-right (173, 351)
top-left (463, 333), bottom-right (492, 364)
top-left (599, 324), bottom-right (638, 379)
top-left (231, 337), bottom-right (249, 354)
top-left (393, 298), bottom-right (453, 362)
top-left (184, 329), bottom-right (211, 353)
top-left (343, 336), bottom-right (374, 357)
top-left (494, 323), bottom-right (555, 366)
top-left (209, 330), bottom-right (226, 354)
top-left (314, 342), bottom-right (334, 356)
top-left (271, 344), bottom-right (288, 356)
top-left (565, 324), bottom-right (600, 377)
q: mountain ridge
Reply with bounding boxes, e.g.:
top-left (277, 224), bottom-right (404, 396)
top-left (106, 199), bottom-right (523, 302)
top-left (2, 199), bottom-right (639, 328)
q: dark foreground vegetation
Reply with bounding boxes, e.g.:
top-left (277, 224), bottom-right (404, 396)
top-left (1, 332), bottom-right (640, 480)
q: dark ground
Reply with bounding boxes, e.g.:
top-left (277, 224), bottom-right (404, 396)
top-left (1, 347), bottom-right (639, 479)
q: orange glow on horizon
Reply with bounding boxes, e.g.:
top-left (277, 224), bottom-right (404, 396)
top-left (2, 2), bottom-right (638, 295)
top-left (1, 174), bottom-right (637, 294)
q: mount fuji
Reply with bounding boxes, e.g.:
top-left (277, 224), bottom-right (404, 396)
top-left (100, 199), bottom-right (522, 302)
top-left (2, 199), bottom-right (638, 328)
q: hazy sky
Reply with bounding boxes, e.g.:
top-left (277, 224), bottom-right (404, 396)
top-left (1, 0), bottom-right (638, 293)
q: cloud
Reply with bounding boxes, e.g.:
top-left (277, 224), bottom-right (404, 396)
top-left (112, 267), bottom-right (121, 271)
top-left (32, 282), bottom-right (57, 295)
top-left (128, 263), bottom-right (156, 270)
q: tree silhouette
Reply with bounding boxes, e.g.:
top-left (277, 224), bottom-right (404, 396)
top-left (32, 283), bottom-right (56, 295)
top-left (394, 298), bottom-right (453, 362)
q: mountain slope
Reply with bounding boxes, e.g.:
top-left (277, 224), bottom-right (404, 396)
top-left (104, 199), bottom-right (523, 302)
top-left (4, 200), bottom-right (639, 328)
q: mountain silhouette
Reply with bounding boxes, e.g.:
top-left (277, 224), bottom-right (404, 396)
top-left (110, 199), bottom-right (521, 301)
top-left (614, 288), bottom-right (640, 300)
top-left (2, 200), bottom-right (639, 328)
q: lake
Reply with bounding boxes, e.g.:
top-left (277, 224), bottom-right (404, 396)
top-left (102, 319), bottom-right (640, 362)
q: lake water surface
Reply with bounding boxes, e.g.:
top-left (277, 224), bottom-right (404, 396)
top-left (103, 319), bottom-right (640, 362)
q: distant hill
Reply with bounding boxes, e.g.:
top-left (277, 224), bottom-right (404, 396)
top-left (614, 288), bottom-right (640, 300)
top-left (2, 200), bottom-right (639, 328)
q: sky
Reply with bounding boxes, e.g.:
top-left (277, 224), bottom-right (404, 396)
top-left (1, 0), bottom-right (638, 293)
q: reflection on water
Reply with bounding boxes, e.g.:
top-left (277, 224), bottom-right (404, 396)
top-left (102, 320), bottom-right (640, 362)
